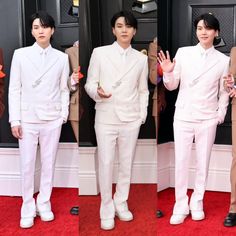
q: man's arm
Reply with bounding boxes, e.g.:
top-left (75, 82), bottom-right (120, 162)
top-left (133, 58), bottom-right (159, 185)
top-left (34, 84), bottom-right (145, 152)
top-left (138, 56), bottom-right (149, 124)
top-left (8, 50), bottom-right (21, 125)
top-left (60, 55), bottom-right (70, 123)
top-left (218, 56), bottom-right (230, 124)
top-left (85, 49), bottom-right (105, 102)
top-left (8, 50), bottom-right (22, 139)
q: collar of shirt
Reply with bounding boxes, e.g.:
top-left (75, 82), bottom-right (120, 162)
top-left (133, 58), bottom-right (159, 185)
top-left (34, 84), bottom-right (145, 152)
top-left (33, 42), bottom-right (52, 55)
top-left (197, 43), bottom-right (214, 57)
top-left (114, 41), bottom-right (132, 56)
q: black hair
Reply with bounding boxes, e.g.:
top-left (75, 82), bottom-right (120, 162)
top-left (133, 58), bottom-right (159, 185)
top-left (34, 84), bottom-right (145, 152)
top-left (111, 10), bottom-right (138, 29)
top-left (194, 13), bottom-right (220, 32)
top-left (30, 11), bottom-right (55, 29)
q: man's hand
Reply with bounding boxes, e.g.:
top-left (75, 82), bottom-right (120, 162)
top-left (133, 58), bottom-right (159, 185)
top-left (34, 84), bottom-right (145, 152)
top-left (72, 69), bottom-right (79, 84)
top-left (157, 50), bottom-right (176, 73)
top-left (97, 86), bottom-right (112, 98)
top-left (229, 88), bottom-right (236, 98)
top-left (11, 126), bottom-right (22, 139)
top-left (223, 74), bottom-right (234, 88)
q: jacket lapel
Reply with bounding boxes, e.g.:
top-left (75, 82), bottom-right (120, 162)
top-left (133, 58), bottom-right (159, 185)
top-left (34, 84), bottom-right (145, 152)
top-left (105, 45), bottom-right (121, 74)
top-left (25, 49), bottom-right (41, 72)
top-left (190, 48), bottom-right (219, 86)
top-left (31, 50), bottom-right (59, 88)
top-left (117, 49), bottom-right (138, 80)
top-left (106, 46), bottom-right (138, 86)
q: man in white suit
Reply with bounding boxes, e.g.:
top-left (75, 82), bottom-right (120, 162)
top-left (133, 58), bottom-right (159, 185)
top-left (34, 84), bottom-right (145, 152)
top-left (158, 13), bottom-right (229, 224)
top-left (85, 11), bottom-right (149, 230)
top-left (8, 11), bottom-right (69, 228)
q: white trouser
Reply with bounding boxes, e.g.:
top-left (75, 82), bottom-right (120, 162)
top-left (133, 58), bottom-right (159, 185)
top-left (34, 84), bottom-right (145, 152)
top-left (173, 118), bottom-right (218, 215)
top-left (95, 119), bottom-right (141, 220)
top-left (19, 118), bottom-right (63, 218)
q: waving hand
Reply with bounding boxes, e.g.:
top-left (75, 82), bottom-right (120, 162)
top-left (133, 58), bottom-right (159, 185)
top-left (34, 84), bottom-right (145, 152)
top-left (157, 50), bottom-right (176, 73)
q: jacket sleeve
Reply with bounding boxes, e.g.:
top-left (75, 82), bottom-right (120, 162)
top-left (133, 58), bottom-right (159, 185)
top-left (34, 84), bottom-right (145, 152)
top-left (60, 54), bottom-right (70, 122)
top-left (163, 48), bottom-right (181, 91)
top-left (84, 49), bottom-right (102, 102)
top-left (8, 50), bottom-right (21, 124)
top-left (139, 56), bottom-right (149, 124)
top-left (217, 56), bottom-right (230, 124)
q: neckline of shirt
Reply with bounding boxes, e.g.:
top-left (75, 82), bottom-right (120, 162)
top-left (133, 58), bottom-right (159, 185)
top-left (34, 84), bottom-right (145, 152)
top-left (197, 43), bottom-right (214, 56)
top-left (33, 42), bottom-right (52, 55)
top-left (114, 41), bottom-right (132, 56)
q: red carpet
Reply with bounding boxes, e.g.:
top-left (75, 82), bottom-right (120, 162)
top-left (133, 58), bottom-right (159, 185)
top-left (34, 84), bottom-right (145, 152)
top-left (79, 184), bottom-right (157, 236)
top-left (158, 188), bottom-right (236, 236)
top-left (0, 188), bottom-right (78, 236)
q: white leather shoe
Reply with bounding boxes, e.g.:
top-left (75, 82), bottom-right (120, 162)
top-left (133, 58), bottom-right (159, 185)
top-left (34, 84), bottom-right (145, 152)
top-left (37, 210), bottom-right (54, 222)
top-left (170, 214), bottom-right (188, 225)
top-left (115, 209), bottom-right (133, 221)
top-left (101, 219), bottom-right (115, 230)
top-left (20, 217), bottom-right (34, 228)
top-left (191, 210), bottom-right (205, 221)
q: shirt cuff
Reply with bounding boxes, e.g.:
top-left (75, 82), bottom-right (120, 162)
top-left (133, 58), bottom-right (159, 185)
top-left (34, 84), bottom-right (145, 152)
top-left (163, 72), bottom-right (173, 83)
top-left (11, 120), bottom-right (21, 127)
top-left (70, 76), bottom-right (78, 91)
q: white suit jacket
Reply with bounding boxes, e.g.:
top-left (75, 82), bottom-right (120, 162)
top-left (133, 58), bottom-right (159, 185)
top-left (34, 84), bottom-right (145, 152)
top-left (163, 44), bottom-right (229, 123)
top-left (8, 42), bottom-right (70, 124)
top-left (85, 42), bottom-right (149, 124)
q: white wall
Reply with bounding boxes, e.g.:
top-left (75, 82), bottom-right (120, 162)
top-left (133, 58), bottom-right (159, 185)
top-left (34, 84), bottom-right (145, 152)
top-left (0, 139), bottom-right (157, 196)
top-left (158, 142), bottom-right (232, 192)
top-left (0, 143), bottom-right (79, 196)
top-left (79, 139), bottom-right (157, 195)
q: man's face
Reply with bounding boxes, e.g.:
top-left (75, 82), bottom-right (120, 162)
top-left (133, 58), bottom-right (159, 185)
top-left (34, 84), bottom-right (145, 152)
top-left (196, 19), bottom-right (218, 48)
top-left (112, 17), bottom-right (136, 46)
top-left (31, 18), bottom-right (54, 47)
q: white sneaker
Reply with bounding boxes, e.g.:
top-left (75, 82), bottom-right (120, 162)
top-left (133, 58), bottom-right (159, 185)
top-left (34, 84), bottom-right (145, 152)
top-left (115, 209), bottom-right (133, 221)
top-left (20, 217), bottom-right (34, 228)
top-left (101, 219), bottom-right (115, 230)
top-left (191, 210), bottom-right (205, 221)
top-left (115, 201), bottom-right (133, 221)
top-left (37, 210), bottom-right (54, 222)
top-left (170, 214), bottom-right (188, 225)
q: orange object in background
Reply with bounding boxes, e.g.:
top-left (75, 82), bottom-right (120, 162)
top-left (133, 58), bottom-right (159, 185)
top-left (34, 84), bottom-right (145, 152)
top-left (78, 66), bottom-right (84, 80)
top-left (157, 63), bottom-right (163, 77)
top-left (0, 65), bottom-right (5, 79)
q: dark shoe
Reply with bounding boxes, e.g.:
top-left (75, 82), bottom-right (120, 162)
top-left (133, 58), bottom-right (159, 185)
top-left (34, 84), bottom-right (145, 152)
top-left (156, 210), bottom-right (164, 218)
top-left (224, 213), bottom-right (236, 227)
top-left (70, 206), bottom-right (79, 215)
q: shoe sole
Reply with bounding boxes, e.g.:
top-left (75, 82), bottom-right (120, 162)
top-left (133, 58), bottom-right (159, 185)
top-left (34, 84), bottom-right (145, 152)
top-left (101, 225), bottom-right (115, 230)
top-left (36, 212), bottom-right (54, 222)
top-left (101, 223), bottom-right (115, 230)
top-left (20, 223), bottom-right (33, 229)
top-left (115, 213), bottom-right (133, 221)
top-left (192, 216), bottom-right (205, 221)
top-left (170, 215), bottom-right (188, 225)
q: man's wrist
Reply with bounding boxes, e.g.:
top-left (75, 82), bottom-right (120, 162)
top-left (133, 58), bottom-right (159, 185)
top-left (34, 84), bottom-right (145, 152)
top-left (11, 120), bottom-right (21, 127)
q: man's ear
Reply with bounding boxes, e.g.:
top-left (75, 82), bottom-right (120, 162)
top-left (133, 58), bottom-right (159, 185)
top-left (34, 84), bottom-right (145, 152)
top-left (51, 28), bottom-right (55, 35)
top-left (112, 27), bottom-right (115, 36)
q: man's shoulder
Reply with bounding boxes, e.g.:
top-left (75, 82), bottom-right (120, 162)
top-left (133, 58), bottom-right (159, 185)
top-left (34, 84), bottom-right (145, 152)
top-left (51, 48), bottom-right (68, 60)
top-left (14, 46), bottom-right (32, 54)
top-left (52, 47), bottom-right (66, 56)
top-left (178, 45), bottom-right (194, 53)
top-left (131, 47), bottom-right (147, 60)
top-left (214, 48), bottom-right (229, 62)
top-left (93, 44), bottom-right (113, 53)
